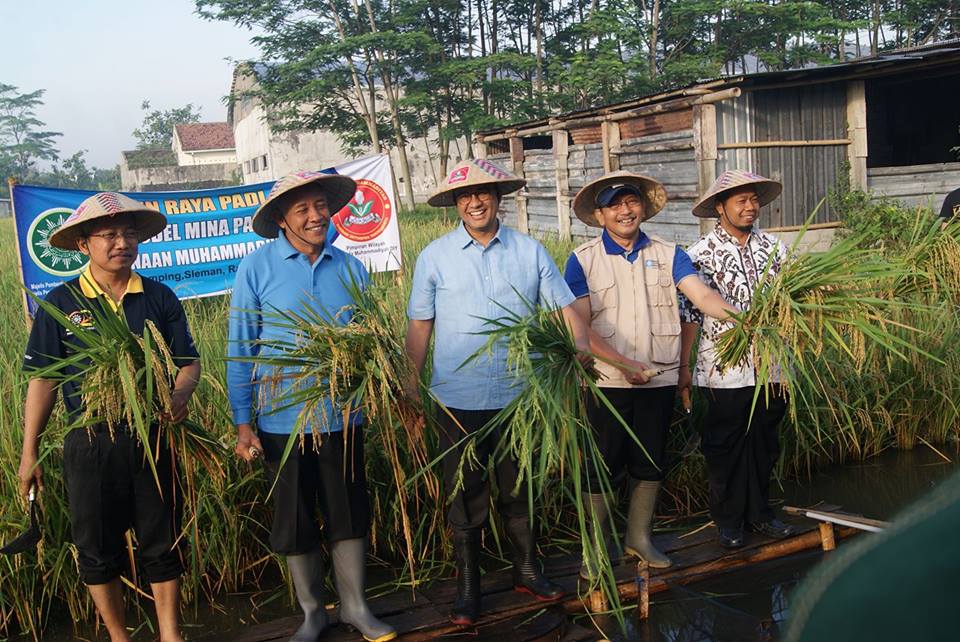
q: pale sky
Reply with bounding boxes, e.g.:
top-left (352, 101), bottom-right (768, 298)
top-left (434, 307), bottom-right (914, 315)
top-left (1, 0), bottom-right (261, 168)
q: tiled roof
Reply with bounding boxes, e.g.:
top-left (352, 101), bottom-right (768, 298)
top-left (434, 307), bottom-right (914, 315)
top-left (174, 122), bottom-right (235, 152)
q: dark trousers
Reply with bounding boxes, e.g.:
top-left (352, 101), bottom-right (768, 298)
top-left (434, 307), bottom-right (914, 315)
top-left (436, 408), bottom-right (527, 531)
top-left (63, 426), bottom-right (183, 586)
top-left (700, 387), bottom-right (787, 529)
top-left (586, 386), bottom-right (676, 486)
top-left (260, 428), bottom-right (371, 555)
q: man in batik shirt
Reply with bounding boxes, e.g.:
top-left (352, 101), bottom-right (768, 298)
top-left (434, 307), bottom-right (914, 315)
top-left (679, 170), bottom-right (795, 550)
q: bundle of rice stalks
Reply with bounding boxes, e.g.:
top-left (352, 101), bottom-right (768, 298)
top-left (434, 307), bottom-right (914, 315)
top-left (26, 286), bottom-right (225, 559)
top-left (713, 230), bottom-right (938, 428)
top-left (232, 276), bottom-right (442, 584)
top-left (896, 213), bottom-right (960, 304)
top-left (456, 296), bottom-right (655, 626)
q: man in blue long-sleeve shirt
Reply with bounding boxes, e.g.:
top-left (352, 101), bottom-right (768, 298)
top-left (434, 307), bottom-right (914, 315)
top-left (227, 170), bottom-right (396, 642)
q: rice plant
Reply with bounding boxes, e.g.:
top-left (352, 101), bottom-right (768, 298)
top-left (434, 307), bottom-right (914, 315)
top-left (229, 272), bottom-right (444, 585)
top-left (453, 295), bottom-right (655, 626)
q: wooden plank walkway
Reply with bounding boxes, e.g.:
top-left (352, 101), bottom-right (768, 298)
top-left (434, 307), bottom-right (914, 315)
top-left (202, 510), bottom-right (860, 642)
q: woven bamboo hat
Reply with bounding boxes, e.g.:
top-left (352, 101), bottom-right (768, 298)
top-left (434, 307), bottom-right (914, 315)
top-left (428, 158), bottom-right (526, 207)
top-left (49, 192), bottom-right (167, 250)
top-left (693, 169), bottom-right (782, 218)
top-left (253, 170), bottom-right (357, 238)
top-left (572, 171), bottom-right (668, 227)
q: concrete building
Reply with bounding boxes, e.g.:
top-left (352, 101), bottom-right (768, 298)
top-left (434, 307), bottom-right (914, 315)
top-left (229, 64), bottom-right (468, 202)
top-left (172, 123), bottom-right (238, 166)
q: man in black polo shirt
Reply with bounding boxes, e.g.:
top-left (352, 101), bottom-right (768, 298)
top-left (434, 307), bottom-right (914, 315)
top-left (17, 192), bottom-right (200, 642)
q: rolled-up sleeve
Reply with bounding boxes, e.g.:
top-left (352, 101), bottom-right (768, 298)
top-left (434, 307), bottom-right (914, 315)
top-left (227, 257), bottom-right (260, 426)
top-left (406, 250), bottom-right (437, 320)
top-left (536, 243), bottom-right (575, 309)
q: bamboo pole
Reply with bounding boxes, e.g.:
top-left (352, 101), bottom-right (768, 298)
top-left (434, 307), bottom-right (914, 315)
top-left (717, 139), bottom-right (852, 149)
top-left (819, 522), bottom-right (836, 551)
top-left (766, 221), bottom-right (843, 233)
top-left (553, 130), bottom-right (571, 240)
top-left (8, 178), bottom-right (32, 327)
top-left (509, 137), bottom-right (529, 234)
top-left (636, 560), bottom-right (650, 621)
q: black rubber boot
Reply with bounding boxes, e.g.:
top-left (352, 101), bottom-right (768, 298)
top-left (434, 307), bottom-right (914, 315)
top-left (504, 516), bottom-right (566, 601)
top-left (450, 529), bottom-right (482, 625)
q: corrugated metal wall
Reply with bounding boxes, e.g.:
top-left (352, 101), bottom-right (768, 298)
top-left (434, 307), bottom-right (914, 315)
top-left (717, 83), bottom-right (848, 227)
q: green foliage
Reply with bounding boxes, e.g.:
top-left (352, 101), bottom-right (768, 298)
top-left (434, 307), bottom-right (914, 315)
top-left (0, 83), bottom-right (61, 184)
top-left (830, 173), bottom-right (940, 252)
top-left (132, 100), bottom-right (203, 150)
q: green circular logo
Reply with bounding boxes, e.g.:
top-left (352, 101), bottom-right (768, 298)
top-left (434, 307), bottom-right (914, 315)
top-left (27, 208), bottom-right (88, 276)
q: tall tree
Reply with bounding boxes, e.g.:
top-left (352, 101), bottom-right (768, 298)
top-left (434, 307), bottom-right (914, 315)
top-left (0, 83), bottom-right (61, 178)
top-left (133, 100), bottom-right (203, 150)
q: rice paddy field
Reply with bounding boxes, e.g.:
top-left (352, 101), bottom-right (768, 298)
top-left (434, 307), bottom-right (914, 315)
top-left (0, 198), bottom-right (957, 640)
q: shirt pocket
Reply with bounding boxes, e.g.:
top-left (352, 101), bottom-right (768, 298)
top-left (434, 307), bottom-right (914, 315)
top-left (650, 321), bottom-right (681, 365)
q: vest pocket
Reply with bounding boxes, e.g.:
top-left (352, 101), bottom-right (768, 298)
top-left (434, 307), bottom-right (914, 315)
top-left (588, 277), bottom-right (618, 312)
top-left (650, 321), bottom-right (681, 365)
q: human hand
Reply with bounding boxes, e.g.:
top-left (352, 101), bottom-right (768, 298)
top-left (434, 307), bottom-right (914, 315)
top-left (166, 389), bottom-right (192, 424)
top-left (574, 337), bottom-right (594, 369)
top-left (235, 423), bottom-right (264, 463)
top-left (17, 452), bottom-right (43, 500)
top-left (623, 360), bottom-right (651, 385)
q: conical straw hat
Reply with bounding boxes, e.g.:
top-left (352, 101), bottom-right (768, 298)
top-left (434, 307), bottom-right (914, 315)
top-left (253, 170), bottom-right (357, 238)
top-left (572, 171), bottom-right (668, 227)
top-left (428, 158), bottom-right (526, 207)
top-left (693, 169), bottom-right (782, 218)
top-left (49, 192), bottom-right (167, 250)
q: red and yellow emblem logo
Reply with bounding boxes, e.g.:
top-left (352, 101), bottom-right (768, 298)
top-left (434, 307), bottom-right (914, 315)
top-left (333, 179), bottom-right (392, 242)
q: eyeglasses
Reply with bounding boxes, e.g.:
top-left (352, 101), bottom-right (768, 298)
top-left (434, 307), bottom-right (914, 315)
top-left (455, 189), bottom-right (495, 203)
top-left (87, 231), bottom-right (140, 243)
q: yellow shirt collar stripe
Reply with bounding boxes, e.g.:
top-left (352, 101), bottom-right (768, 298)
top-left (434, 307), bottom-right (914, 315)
top-left (78, 266), bottom-right (144, 311)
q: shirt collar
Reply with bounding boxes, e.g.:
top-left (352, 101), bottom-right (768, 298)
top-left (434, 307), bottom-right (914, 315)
top-left (277, 230), bottom-right (332, 262)
top-left (78, 265), bottom-right (143, 310)
top-left (713, 221), bottom-right (754, 248)
top-left (454, 220), bottom-right (505, 249)
top-left (601, 229), bottom-right (649, 255)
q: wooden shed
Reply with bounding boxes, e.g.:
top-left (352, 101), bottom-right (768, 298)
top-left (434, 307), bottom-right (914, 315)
top-left (473, 40), bottom-right (960, 246)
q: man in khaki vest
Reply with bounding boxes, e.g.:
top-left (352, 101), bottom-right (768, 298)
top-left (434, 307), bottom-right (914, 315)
top-left (564, 171), bottom-right (736, 572)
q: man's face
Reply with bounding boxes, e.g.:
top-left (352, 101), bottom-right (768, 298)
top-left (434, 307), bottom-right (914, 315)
top-left (77, 216), bottom-right (139, 272)
top-left (596, 191), bottom-right (645, 240)
top-left (454, 185), bottom-right (500, 236)
top-left (715, 187), bottom-right (760, 231)
top-left (277, 185), bottom-right (330, 248)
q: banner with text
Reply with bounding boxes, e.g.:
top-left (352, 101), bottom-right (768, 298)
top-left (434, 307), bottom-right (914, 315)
top-left (12, 154), bottom-right (401, 315)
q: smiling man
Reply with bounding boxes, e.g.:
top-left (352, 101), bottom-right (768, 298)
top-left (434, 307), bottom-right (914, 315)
top-left (405, 158), bottom-right (591, 626)
top-left (18, 192), bottom-right (200, 642)
top-left (680, 169), bottom-right (794, 550)
top-left (227, 171), bottom-right (396, 642)
top-left (564, 171), bottom-right (737, 575)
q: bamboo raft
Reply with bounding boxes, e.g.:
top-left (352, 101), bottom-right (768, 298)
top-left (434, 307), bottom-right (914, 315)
top-left (203, 506), bottom-right (868, 642)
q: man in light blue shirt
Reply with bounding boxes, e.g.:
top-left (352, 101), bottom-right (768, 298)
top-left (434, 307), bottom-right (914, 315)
top-left (228, 171), bottom-right (396, 642)
top-left (405, 158), bottom-right (590, 626)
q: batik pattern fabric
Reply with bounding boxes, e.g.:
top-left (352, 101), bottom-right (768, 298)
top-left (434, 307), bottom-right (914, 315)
top-left (679, 223), bottom-right (788, 388)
